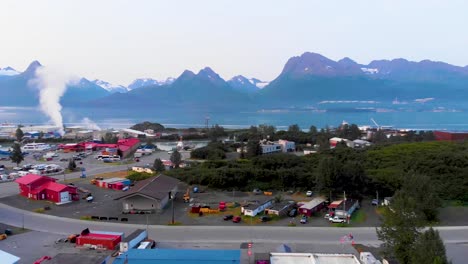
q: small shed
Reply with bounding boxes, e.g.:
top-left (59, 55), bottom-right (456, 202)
top-left (298, 197), bottom-right (326, 217)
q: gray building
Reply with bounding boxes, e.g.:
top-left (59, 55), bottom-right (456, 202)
top-left (115, 174), bottom-right (179, 213)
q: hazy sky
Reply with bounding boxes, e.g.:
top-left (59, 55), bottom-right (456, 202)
top-left (1, 0), bottom-right (467, 85)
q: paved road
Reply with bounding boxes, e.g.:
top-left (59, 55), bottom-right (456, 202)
top-left (1, 203), bottom-right (468, 246)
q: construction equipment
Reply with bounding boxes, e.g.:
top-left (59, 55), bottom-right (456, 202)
top-left (183, 188), bottom-right (190, 203)
top-left (90, 177), bottom-right (104, 185)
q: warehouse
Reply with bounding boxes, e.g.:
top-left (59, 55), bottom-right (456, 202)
top-left (270, 253), bottom-right (360, 264)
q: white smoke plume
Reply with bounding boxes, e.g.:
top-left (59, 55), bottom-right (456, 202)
top-left (30, 66), bottom-right (77, 135)
top-left (81, 117), bottom-right (101, 131)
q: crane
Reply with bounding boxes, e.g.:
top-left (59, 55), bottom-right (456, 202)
top-left (370, 118), bottom-right (381, 130)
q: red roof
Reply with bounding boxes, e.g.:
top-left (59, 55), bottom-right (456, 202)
top-left (15, 174), bottom-right (45, 185)
top-left (44, 182), bottom-right (68, 192)
top-left (328, 200), bottom-right (344, 209)
top-left (118, 138), bottom-right (140, 152)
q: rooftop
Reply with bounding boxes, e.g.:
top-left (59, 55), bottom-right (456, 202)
top-left (113, 249), bottom-right (241, 264)
top-left (0, 249), bottom-right (20, 264)
top-left (270, 253), bottom-right (360, 264)
top-left (46, 253), bottom-right (108, 264)
top-left (115, 174), bottom-right (180, 201)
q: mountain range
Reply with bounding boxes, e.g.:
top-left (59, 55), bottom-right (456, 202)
top-left (1, 52), bottom-right (467, 110)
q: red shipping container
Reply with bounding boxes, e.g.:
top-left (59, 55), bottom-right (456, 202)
top-left (76, 233), bottom-right (121, 250)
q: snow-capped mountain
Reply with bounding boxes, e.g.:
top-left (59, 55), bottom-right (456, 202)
top-left (248, 78), bottom-right (269, 88)
top-left (0, 66), bottom-right (20, 76)
top-left (92, 79), bottom-right (128, 93)
top-left (128, 77), bottom-right (175, 90)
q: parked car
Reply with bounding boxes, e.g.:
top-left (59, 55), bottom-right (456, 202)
top-left (288, 209), bottom-right (297, 217)
top-left (260, 216), bottom-right (271, 222)
top-left (329, 216), bottom-right (346, 223)
top-left (59, 158), bottom-right (68, 162)
top-left (300, 215), bottom-right (308, 224)
top-left (223, 215), bottom-right (234, 221)
top-left (232, 216), bottom-right (242, 223)
top-left (371, 199), bottom-right (379, 206)
top-left (306, 190), bottom-right (313, 197)
top-left (73, 156), bottom-right (82, 161)
top-left (253, 189), bottom-right (262, 195)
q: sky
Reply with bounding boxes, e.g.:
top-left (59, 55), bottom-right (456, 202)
top-left (1, 0), bottom-right (467, 85)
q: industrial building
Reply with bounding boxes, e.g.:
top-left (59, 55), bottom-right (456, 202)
top-left (434, 131), bottom-right (468, 141)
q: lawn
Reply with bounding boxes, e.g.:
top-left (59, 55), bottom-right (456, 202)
top-left (94, 170), bottom-right (129, 178)
top-left (350, 210), bottom-right (367, 224)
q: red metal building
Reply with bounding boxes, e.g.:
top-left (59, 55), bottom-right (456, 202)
top-left (76, 231), bottom-right (123, 250)
top-left (15, 174), bottom-right (79, 203)
top-left (434, 131), bottom-right (468, 141)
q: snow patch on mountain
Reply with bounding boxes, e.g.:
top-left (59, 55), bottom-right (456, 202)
top-left (0, 67), bottom-right (20, 76)
top-left (248, 78), bottom-right (269, 88)
top-left (128, 77), bottom-right (175, 90)
top-left (361, 68), bottom-right (379, 74)
top-left (92, 79), bottom-right (128, 93)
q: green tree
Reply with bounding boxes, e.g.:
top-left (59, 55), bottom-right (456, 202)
top-left (377, 191), bottom-right (425, 264)
top-left (10, 143), bottom-right (24, 166)
top-left (153, 158), bottom-right (165, 172)
top-left (126, 171), bottom-right (152, 182)
top-left (246, 140), bottom-right (262, 158)
top-left (258, 124), bottom-right (276, 139)
top-left (411, 227), bottom-right (449, 264)
top-left (401, 174), bottom-right (441, 222)
top-left (68, 159), bottom-right (77, 171)
top-left (170, 150), bottom-right (182, 168)
top-left (15, 127), bottom-right (24, 142)
top-left (288, 124), bottom-right (301, 133)
top-left (239, 142), bottom-right (246, 159)
top-left (103, 132), bottom-right (118, 144)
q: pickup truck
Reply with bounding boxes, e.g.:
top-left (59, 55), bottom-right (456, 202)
top-left (329, 216), bottom-right (346, 223)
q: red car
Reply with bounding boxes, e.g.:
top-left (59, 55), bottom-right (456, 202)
top-left (232, 216), bottom-right (242, 223)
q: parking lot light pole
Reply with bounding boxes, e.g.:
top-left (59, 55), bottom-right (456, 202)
top-left (171, 194), bottom-right (175, 224)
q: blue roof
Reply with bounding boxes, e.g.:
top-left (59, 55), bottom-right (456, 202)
top-left (113, 249), bottom-right (241, 264)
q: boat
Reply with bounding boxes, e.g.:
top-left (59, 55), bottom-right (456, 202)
top-left (21, 143), bottom-right (52, 152)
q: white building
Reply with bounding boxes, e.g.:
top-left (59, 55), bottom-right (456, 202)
top-left (259, 139), bottom-right (296, 154)
top-left (270, 253), bottom-right (361, 264)
top-left (278, 139), bottom-right (295, 152)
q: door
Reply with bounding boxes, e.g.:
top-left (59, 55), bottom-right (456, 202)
top-left (60, 191), bottom-right (70, 203)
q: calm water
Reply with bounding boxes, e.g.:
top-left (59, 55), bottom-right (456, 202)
top-left (1, 106), bottom-right (468, 131)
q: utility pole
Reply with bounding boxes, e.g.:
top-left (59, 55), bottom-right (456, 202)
top-left (343, 191), bottom-right (347, 223)
top-left (376, 190), bottom-right (379, 206)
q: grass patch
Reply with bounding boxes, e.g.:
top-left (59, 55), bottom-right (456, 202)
top-left (33, 208), bottom-right (45, 213)
top-left (80, 216), bottom-right (94, 221)
top-left (287, 222), bottom-right (296, 227)
top-left (375, 206), bottom-right (387, 215)
top-left (350, 210), bottom-right (367, 224)
top-left (167, 221), bottom-right (183, 226)
top-left (94, 170), bottom-right (130, 178)
top-left (331, 223), bottom-right (348, 227)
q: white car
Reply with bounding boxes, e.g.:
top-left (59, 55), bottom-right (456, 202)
top-left (306, 191), bottom-right (313, 197)
top-left (329, 216), bottom-right (346, 223)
